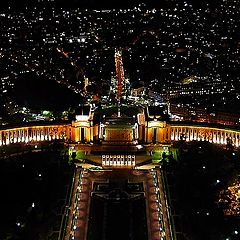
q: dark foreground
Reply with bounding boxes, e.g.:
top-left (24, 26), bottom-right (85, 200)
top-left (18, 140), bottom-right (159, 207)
top-left (87, 180), bottom-right (148, 240)
top-left (0, 149), bottom-right (73, 240)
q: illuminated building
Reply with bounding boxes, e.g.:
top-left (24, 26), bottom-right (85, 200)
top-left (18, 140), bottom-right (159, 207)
top-left (170, 103), bottom-right (240, 126)
top-left (1, 114), bottom-right (239, 147)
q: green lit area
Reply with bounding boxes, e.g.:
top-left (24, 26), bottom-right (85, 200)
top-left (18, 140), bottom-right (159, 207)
top-left (68, 148), bottom-right (87, 161)
top-left (151, 147), bottom-right (178, 164)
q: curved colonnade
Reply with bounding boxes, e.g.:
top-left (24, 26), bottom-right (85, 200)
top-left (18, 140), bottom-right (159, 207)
top-left (0, 122), bottom-right (240, 147)
top-left (168, 125), bottom-right (240, 147)
top-left (0, 124), bottom-right (71, 146)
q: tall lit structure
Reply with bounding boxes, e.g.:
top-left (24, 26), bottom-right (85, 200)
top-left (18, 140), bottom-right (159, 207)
top-left (114, 49), bottom-right (125, 101)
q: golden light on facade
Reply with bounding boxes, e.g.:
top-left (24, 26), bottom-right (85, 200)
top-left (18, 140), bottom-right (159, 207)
top-left (148, 121), bottom-right (166, 128)
top-left (102, 154), bottom-right (135, 167)
top-left (0, 119), bottom-right (240, 148)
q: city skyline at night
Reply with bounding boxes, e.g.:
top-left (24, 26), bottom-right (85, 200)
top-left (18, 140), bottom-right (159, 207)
top-left (0, 1), bottom-right (240, 240)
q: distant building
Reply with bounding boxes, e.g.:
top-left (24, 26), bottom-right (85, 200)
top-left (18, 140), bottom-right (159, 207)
top-left (170, 103), bottom-right (240, 126)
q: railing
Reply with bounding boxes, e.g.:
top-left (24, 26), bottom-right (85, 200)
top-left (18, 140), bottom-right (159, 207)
top-left (0, 124), bottom-right (70, 146)
top-left (58, 166), bottom-right (78, 240)
top-left (160, 168), bottom-right (177, 240)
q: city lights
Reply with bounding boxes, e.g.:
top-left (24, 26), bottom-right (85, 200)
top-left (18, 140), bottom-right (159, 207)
top-left (0, 1), bottom-right (240, 240)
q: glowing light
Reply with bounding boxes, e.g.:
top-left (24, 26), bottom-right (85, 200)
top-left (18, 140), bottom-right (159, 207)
top-left (149, 121), bottom-right (165, 128)
top-left (76, 115), bottom-right (89, 121)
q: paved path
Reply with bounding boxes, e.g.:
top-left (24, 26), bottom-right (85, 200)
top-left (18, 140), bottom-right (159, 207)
top-left (64, 168), bottom-right (175, 240)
